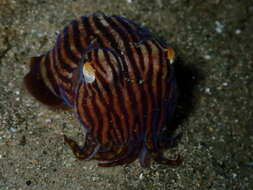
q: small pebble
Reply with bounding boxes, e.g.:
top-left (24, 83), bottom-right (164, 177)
top-left (235, 29), bottom-right (241, 35)
top-left (139, 173), bottom-right (144, 180)
top-left (204, 55), bottom-right (211, 60)
top-left (205, 88), bottom-right (211, 94)
top-left (222, 82), bottom-right (228, 86)
top-left (15, 90), bottom-right (20, 95)
top-left (10, 127), bottom-right (17, 132)
top-left (215, 21), bottom-right (224, 33)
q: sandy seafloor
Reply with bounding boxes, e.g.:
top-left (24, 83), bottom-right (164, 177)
top-left (0, 0), bottom-right (252, 189)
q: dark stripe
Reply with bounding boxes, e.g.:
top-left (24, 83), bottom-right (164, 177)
top-left (151, 43), bottom-right (164, 145)
top-left (74, 84), bottom-right (88, 127)
top-left (94, 81), bottom-right (122, 145)
top-left (147, 40), bottom-right (164, 151)
top-left (156, 44), bottom-right (164, 105)
top-left (103, 49), bottom-right (122, 91)
top-left (80, 16), bottom-right (92, 45)
top-left (112, 16), bottom-right (145, 71)
top-left (88, 15), bottom-right (128, 78)
top-left (52, 47), bottom-right (74, 102)
top-left (89, 88), bottom-right (104, 143)
top-left (93, 81), bottom-right (121, 145)
top-left (52, 47), bottom-right (71, 83)
top-left (62, 25), bottom-right (80, 65)
top-left (76, 83), bottom-right (95, 133)
top-left (70, 19), bottom-right (83, 57)
top-left (138, 42), bottom-right (152, 139)
top-left (93, 49), bottom-right (107, 75)
top-left (89, 51), bottom-right (110, 93)
top-left (105, 16), bottom-right (144, 138)
top-left (82, 16), bottom-right (103, 48)
top-left (84, 49), bottom-right (122, 144)
top-left (105, 16), bottom-right (141, 80)
top-left (110, 16), bottom-right (145, 79)
top-left (77, 17), bottom-right (88, 49)
top-left (58, 85), bottom-right (74, 106)
top-left (112, 15), bottom-right (142, 42)
top-left (115, 15), bottom-right (157, 44)
top-left (110, 127), bottom-right (120, 145)
top-left (43, 52), bottom-right (60, 95)
top-left (150, 40), bottom-right (162, 106)
top-left (135, 41), bottom-right (151, 137)
top-left (84, 84), bottom-right (100, 139)
top-left (103, 50), bottom-right (128, 143)
top-left (74, 84), bottom-right (84, 123)
top-left (110, 16), bottom-right (150, 138)
top-left (90, 50), bottom-right (114, 144)
top-left (93, 49), bottom-right (125, 144)
top-left (137, 45), bottom-right (151, 136)
top-left (91, 15), bottom-right (119, 51)
top-left (89, 15), bottom-right (132, 143)
top-left (134, 43), bottom-right (145, 72)
top-left (55, 34), bottom-right (75, 73)
top-left (143, 41), bottom-right (155, 143)
top-left (156, 48), bottom-right (168, 134)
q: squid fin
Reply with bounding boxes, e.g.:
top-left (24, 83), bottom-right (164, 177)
top-left (23, 56), bottom-right (64, 107)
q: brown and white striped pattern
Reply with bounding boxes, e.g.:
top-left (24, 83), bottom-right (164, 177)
top-left (28, 13), bottom-right (179, 167)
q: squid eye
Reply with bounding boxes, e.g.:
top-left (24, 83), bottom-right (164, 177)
top-left (166, 47), bottom-right (175, 64)
top-left (82, 62), bottom-right (96, 83)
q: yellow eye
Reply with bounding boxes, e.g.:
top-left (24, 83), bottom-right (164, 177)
top-left (82, 61), bottom-right (95, 83)
top-left (166, 47), bottom-right (175, 64)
